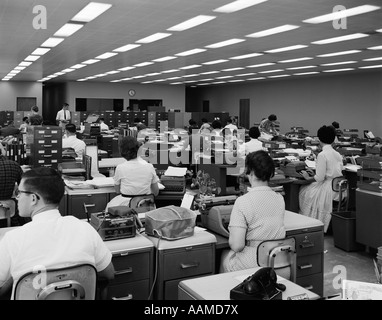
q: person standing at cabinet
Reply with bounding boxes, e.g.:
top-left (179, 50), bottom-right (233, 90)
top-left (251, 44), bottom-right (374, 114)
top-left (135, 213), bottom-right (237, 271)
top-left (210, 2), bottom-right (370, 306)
top-left (56, 103), bottom-right (71, 130)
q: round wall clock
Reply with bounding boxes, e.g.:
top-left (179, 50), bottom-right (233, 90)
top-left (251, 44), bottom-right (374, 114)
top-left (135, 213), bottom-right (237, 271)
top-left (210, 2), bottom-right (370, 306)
top-left (128, 89), bottom-right (136, 97)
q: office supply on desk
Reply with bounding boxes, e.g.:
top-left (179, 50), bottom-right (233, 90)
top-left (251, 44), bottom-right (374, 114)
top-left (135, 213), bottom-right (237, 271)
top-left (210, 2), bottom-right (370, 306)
top-left (342, 279), bottom-right (382, 300)
top-left (164, 166), bottom-right (187, 177)
top-left (160, 176), bottom-right (186, 194)
top-left (280, 161), bottom-right (312, 179)
top-left (180, 192), bottom-right (196, 209)
top-left (85, 145), bottom-right (106, 178)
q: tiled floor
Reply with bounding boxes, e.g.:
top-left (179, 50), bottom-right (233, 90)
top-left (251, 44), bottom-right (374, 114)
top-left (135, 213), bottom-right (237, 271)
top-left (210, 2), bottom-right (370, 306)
top-left (323, 234), bottom-right (379, 297)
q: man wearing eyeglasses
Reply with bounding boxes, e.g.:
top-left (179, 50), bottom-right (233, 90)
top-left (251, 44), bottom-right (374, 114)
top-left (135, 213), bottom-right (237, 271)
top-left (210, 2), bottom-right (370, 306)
top-left (0, 167), bottom-right (115, 299)
top-left (0, 143), bottom-right (23, 227)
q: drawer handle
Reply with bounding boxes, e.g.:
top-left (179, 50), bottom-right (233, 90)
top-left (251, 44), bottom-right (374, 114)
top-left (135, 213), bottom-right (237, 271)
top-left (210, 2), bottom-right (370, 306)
top-left (84, 203), bottom-right (96, 208)
top-left (112, 294), bottom-right (133, 300)
top-left (304, 285), bottom-right (314, 290)
top-left (180, 262), bottom-right (199, 269)
top-left (114, 267), bottom-right (133, 275)
top-left (43, 155), bottom-right (52, 158)
top-left (119, 252), bottom-right (129, 257)
top-left (43, 145), bottom-right (52, 148)
top-left (298, 264), bottom-right (313, 270)
top-left (44, 135), bottom-right (53, 138)
top-left (300, 242), bottom-right (314, 249)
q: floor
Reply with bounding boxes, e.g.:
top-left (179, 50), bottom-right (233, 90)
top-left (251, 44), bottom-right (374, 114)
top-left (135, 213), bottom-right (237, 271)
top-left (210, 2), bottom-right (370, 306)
top-left (323, 233), bottom-right (379, 297)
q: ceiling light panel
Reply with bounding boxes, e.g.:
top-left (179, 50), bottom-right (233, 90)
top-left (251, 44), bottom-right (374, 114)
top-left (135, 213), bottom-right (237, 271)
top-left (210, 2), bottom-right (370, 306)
top-left (71, 2), bottom-right (112, 23)
top-left (175, 48), bottom-right (207, 56)
top-left (41, 37), bottom-right (65, 48)
top-left (152, 56), bottom-right (177, 62)
top-left (54, 23), bottom-right (84, 37)
top-left (203, 59), bottom-right (229, 65)
top-left (317, 50), bottom-right (361, 57)
top-left (312, 33), bottom-right (369, 45)
top-left (167, 15), bottom-right (216, 31)
top-left (31, 48), bottom-right (51, 55)
top-left (136, 33), bottom-right (172, 43)
top-left (230, 53), bottom-right (263, 60)
top-left (214, 0), bottom-right (268, 13)
top-left (206, 38), bottom-right (246, 48)
top-left (246, 25), bottom-right (300, 38)
top-left (113, 44), bottom-right (141, 52)
top-left (95, 52), bottom-right (118, 59)
top-left (265, 45), bottom-right (308, 53)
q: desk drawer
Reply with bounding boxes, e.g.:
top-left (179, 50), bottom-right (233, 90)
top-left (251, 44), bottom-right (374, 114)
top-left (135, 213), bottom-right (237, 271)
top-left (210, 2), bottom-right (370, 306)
top-left (107, 279), bottom-right (150, 300)
top-left (111, 251), bottom-right (150, 283)
top-left (296, 273), bottom-right (323, 297)
top-left (162, 245), bottom-right (214, 281)
top-left (294, 231), bottom-right (324, 256)
top-left (296, 254), bottom-right (322, 278)
top-left (69, 193), bottom-right (108, 219)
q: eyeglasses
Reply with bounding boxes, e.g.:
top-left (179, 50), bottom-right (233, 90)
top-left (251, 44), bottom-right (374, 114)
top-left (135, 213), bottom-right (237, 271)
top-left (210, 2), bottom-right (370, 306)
top-left (15, 189), bottom-right (40, 200)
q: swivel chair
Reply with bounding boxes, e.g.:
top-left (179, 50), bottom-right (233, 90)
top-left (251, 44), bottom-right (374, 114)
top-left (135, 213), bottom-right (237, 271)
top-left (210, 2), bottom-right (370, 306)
top-left (332, 176), bottom-right (348, 212)
top-left (0, 199), bottom-right (16, 227)
top-left (257, 237), bottom-right (296, 282)
top-left (13, 263), bottom-right (97, 300)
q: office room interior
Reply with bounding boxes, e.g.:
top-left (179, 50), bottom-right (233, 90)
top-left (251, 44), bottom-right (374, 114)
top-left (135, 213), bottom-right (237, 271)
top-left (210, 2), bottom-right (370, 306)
top-left (1, 0), bottom-right (382, 301)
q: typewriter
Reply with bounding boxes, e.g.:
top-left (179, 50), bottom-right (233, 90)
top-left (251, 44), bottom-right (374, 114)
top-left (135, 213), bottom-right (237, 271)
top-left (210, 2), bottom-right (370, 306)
top-left (160, 175), bottom-right (186, 195)
top-left (279, 161), bottom-right (313, 179)
top-left (195, 195), bottom-right (237, 237)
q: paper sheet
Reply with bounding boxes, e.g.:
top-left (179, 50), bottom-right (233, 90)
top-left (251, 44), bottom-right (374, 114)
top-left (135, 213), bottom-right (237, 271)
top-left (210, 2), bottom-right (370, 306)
top-left (164, 166), bottom-right (187, 177)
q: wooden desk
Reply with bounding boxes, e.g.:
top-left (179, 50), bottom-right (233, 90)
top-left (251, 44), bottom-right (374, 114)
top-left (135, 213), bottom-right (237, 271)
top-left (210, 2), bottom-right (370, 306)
top-left (178, 267), bottom-right (320, 300)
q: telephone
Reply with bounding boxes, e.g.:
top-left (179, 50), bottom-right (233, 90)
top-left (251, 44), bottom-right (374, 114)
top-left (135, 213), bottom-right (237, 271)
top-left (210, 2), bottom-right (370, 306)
top-left (230, 267), bottom-right (286, 300)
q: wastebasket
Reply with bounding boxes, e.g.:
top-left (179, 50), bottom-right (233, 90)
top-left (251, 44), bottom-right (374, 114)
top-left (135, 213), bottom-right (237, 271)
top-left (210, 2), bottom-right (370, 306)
top-left (331, 211), bottom-right (363, 252)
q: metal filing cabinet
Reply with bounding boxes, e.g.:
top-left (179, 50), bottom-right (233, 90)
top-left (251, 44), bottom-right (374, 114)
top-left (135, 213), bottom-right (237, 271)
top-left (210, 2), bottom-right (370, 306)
top-left (147, 112), bottom-right (156, 128)
top-left (71, 112), bottom-right (81, 128)
top-left (105, 234), bottom-right (154, 300)
top-left (26, 126), bottom-right (62, 169)
top-left (145, 231), bottom-right (216, 300)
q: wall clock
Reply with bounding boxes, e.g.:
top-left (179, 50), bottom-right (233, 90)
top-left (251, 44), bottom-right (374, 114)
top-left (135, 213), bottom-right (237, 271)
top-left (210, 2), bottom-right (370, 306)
top-left (128, 89), bottom-right (136, 97)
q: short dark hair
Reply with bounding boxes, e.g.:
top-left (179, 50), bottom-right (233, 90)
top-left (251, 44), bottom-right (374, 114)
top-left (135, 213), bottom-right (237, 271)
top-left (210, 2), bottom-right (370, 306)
top-left (65, 123), bottom-right (76, 133)
top-left (227, 118), bottom-right (233, 124)
top-left (249, 126), bottom-right (260, 139)
top-left (22, 167), bottom-right (65, 205)
top-left (211, 120), bottom-right (222, 129)
top-left (119, 136), bottom-right (139, 160)
top-left (189, 119), bottom-right (196, 126)
top-left (201, 118), bottom-right (208, 123)
top-left (22, 116), bottom-right (29, 122)
top-left (31, 105), bottom-right (39, 113)
top-left (99, 117), bottom-right (105, 122)
top-left (245, 150), bottom-right (275, 181)
top-left (268, 114), bottom-right (277, 121)
top-left (63, 103), bottom-right (69, 107)
top-left (331, 121), bottom-right (340, 129)
top-left (317, 125), bottom-right (336, 144)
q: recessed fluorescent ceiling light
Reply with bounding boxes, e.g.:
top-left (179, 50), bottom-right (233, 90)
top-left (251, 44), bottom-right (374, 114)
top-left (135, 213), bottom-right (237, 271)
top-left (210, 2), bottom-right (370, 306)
top-left (377, 29), bottom-right (382, 33)
top-left (62, 68), bottom-right (75, 73)
top-left (152, 56), bottom-right (177, 62)
top-left (321, 61), bottom-right (357, 66)
top-left (24, 55), bottom-right (40, 62)
top-left (312, 33), bottom-right (369, 45)
top-left (294, 72), bottom-right (320, 76)
top-left (303, 5), bottom-right (380, 24)
top-left (54, 23), bottom-right (84, 37)
top-left (199, 78), bottom-right (214, 81)
top-left (247, 63), bottom-right (275, 68)
top-left (136, 33), bottom-right (172, 43)
top-left (259, 69), bottom-right (284, 74)
top-left (202, 59), bottom-right (228, 65)
top-left (216, 76), bottom-right (234, 79)
top-left (201, 71), bottom-right (220, 75)
top-left (31, 48), bottom-right (51, 55)
top-left (236, 73), bottom-right (256, 77)
top-left (214, 0), bottom-right (268, 13)
top-left (228, 79), bottom-right (245, 82)
top-left (82, 59), bottom-right (100, 64)
top-left (359, 65), bottom-right (382, 69)
top-left (77, 79), bottom-right (87, 82)
top-left (248, 77), bottom-right (265, 80)
top-left (134, 62), bottom-right (154, 67)
top-left (120, 78), bottom-right (132, 81)
top-left (110, 80), bottom-right (122, 83)
top-left (266, 45), bottom-right (307, 53)
top-left (317, 50), bottom-right (361, 57)
top-left (363, 57), bottom-right (382, 61)
top-left (368, 45), bottom-right (382, 50)
top-left (180, 65), bottom-right (201, 70)
top-left (71, 2), bottom-right (112, 22)
top-left (230, 53), bottom-right (263, 60)
top-left (41, 37), bottom-right (65, 48)
top-left (286, 65), bottom-right (316, 70)
top-left (132, 75), bottom-right (146, 79)
top-left (278, 57), bottom-right (312, 63)
top-left (146, 73), bottom-right (161, 76)
top-left (268, 75), bottom-right (290, 78)
top-left (183, 74), bottom-right (199, 78)
top-left (168, 15), bottom-right (216, 31)
top-left (161, 69), bottom-right (179, 73)
top-left (105, 71), bottom-right (120, 74)
top-left (71, 64), bottom-right (86, 69)
top-left (206, 38), bottom-right (245, 48)
top-left (175, 48), bottom-right (207, 56)
top-left (323, 68), bottom-right (354, 72)
top-left (95, 52), bottom-right (118, 59)
top-left (247, 25), bottom-right (300, 38)
top-left (19, 61), bottom-right (32, 67)
top-left (166, 77), bottom-right (182, 80)
top-left (118, 66), bottom-right (135, 71)
top-left (14, 66), bottom-right (26, 70)
top-left (222, 67), bottom-right (245, 72)
top-left (113, 44), bottom-right (141, 52)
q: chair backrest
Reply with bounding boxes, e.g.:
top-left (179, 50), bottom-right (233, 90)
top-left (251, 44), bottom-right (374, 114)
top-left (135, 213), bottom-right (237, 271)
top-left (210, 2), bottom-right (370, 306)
top-left (0, 199), bottom-right (16, 227)
top-left (13, 264), bottom-right (97, 300)
top-left (332, 176), bottom-right (349, 211)
top-left (257, 237), bottom-right (296, 282)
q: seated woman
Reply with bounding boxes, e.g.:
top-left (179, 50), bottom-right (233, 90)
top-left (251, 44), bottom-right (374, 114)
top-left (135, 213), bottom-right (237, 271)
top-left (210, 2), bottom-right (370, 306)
top-left (299, 125), bottom-right (344, 232)
top-left (220, 150), bottom-right (286, 273)
top-left (105, 136), bottom-right (160, 211)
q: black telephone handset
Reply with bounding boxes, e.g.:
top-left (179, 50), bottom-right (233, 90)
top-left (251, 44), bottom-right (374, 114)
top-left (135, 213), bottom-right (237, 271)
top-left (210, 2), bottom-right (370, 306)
top-left (230, 267), bottom-right (286, 300)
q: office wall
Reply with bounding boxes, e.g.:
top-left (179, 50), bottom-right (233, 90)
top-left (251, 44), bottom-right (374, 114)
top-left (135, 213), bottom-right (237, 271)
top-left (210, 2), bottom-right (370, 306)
top-left (189, 71), bottom-right (382, 137)
top-left (0, 82), bottom-right (42, 111)
top-left (64, 82), bottom-right (186, 113)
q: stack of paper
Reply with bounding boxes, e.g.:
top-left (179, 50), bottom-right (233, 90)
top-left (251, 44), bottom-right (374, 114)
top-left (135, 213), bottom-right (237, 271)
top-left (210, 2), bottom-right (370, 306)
top-left (64, 180), bottom-right (93, 189)
top-left (86, 177), bottom-right (115, 188)
top-left (164, 166), bottom-right (187, 177)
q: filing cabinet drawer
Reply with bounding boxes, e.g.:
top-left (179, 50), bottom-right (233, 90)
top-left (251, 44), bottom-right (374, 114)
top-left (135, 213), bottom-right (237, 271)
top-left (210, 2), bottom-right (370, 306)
top-left (107, 279), bottom-right (150, 300)
top-left (296, 273), bottom-right (323, 297)
top-left (165, 275), bottom-right (211, 300)
top-left (111, 251), bottom-right (151, 283)
top-left (162, 245), bottom-right (214, 281)
top-left (296, 254), bottom-right (322, 278)
top-left (68, 193), bottom-right (108, 219)
top-left (294, 231), bottom-right (324, 256)
top-left (33, 129), bottom-right (62, 139)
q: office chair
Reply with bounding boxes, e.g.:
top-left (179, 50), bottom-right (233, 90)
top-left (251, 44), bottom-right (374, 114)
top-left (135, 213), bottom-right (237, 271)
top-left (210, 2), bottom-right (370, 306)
top-left (332, 176), bottom-right (348, 212)
top-left (13, 264), bottom-right (97, 300)
top-left (0, 199), bottom-right (16, 227)
top-left (257, 237), bottom-right (296, 282)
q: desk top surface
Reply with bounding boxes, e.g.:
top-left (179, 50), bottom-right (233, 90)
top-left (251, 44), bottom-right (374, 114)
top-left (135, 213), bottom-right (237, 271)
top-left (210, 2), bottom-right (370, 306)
top-left (179, 266), bottom-right (320, 300)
